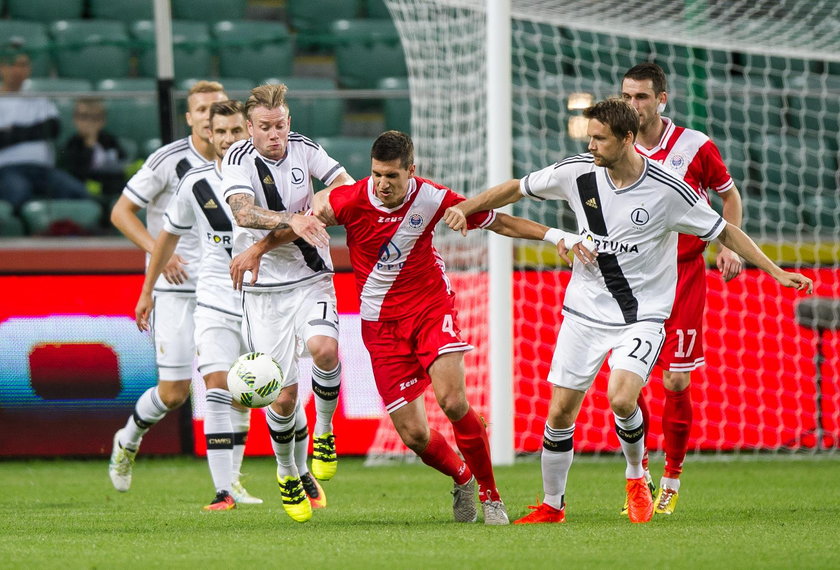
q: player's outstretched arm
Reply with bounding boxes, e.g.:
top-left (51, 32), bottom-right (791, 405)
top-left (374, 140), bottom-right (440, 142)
top-left (717, 224), bottom-right (813, 294)
top-left (312, 172), bottom-right (354, 226)
top-left (443, 179), bottom-right (523, 235)
top-left (227, 193), bottom-right (329, 248)
top-left (135, 230), bottom-right (181, 331)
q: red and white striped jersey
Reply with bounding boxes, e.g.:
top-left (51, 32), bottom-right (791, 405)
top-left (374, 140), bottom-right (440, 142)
top-left (329, 176), bottom-right (495, 322)
top-left (634, 118), bottom-right (733, 261)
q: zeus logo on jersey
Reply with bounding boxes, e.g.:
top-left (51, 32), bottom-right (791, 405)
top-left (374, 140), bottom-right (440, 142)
top-left (399, 377), bottom-right (419, 391)
top-left (377, 240), bottom-right (405, 270)
top-left (378, 215), bottom-right (403, 223)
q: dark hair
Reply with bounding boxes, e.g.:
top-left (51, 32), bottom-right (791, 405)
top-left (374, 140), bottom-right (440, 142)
top-left (209, 99), bottom-right (245, 126)
top-left (623, 62), bottom-right (668, 95)
top-left (371, 130), bottom-right (414, 169)
top-left (583, 98), bottom-right (640, 140)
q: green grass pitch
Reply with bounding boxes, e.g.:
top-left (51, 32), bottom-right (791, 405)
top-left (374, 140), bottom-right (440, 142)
top-left (1, 456), bottom-right (838, 569)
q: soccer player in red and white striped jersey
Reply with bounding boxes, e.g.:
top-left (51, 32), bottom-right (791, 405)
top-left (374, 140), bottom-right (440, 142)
top-left (621, 62), bottom-right (744, 515)
top-left (317, 131), bottom-right (556, 525)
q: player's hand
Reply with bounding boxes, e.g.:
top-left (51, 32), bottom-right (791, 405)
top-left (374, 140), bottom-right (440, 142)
top-left (443, 206), bottom-right (468, 236)
top-left (777, 271), bottom-right (814, 294)
top-left (162, 253), bottom-right (189, 285)
top-left (556, 235), bottom-right (597, 266)
top-left (290, 213), bottom-right (329, 248)
top-left (135, 292), bottom-right (154, 331)
top-left (312, 191), bottom-right (337, 225)
top-left (230, 245), bottom-right (263, 291)
top-left (717, 247), bottom-right (743, 282)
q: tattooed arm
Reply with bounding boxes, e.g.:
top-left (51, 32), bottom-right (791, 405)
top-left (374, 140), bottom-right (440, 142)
top-left (227, 193), bottom-right (329, 248)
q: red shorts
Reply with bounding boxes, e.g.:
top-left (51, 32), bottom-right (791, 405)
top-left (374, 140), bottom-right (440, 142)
top-left (657, 255), bottom-right (706, 372)
top-left (361, 299), bottom-right (472, 414)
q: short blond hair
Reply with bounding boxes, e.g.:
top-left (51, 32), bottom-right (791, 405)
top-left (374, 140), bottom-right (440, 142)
top-left (245, 83), bottom-right (288, 119)
top-left (186, 80), bottom-right (225, 111)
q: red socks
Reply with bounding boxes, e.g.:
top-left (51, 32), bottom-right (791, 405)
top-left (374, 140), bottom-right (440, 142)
top-left (452, 407), bottom-right (500, 502)
top-left (420, 428), bottom-right (472, 485)
top-left (663, 386), bottom-right (692, 478)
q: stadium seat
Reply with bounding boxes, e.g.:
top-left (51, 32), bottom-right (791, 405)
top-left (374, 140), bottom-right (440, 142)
top-left (96, 78), bottom-right (160, 147)
top-left (0, 200), bottom-right (25, 237)
top-left (172, 0), bottom-right (247, 22)
top-left (331, 19), bottom-right (407, 89)
top-left (132, 20), bottom-right (213, 81)
top-left (179, 77), bottom-right (254, 97)
top-left (0, 21), bottom-right (52, 77)
top-left (364, 0), bottom-right (390, 18)
top-left (378, 77), bottom-right (411, 134)
top-left (704, 76), bottom-right (784, 142)
top-left (7, 0), bottom-right (84, 23)
top-left (785, 74), bottom-right (840, 139)
top-left (89, 0), bottom-right (153, 23)
top-left (261, 77), bottom-right (344, 138)
top-left (287, 0), bottom-right (359, 49)
top-left (212, 21), bottom-right (293, 83)
top-left (49, 20), bottom-right (131, 81)
top-left (317, 137), bottom-right (372, 181)
top-left (20, 199), bottom-right (104, 235)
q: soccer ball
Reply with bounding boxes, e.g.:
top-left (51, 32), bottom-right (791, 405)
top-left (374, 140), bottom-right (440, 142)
top-left (227, 352), bottom-right (284, 408)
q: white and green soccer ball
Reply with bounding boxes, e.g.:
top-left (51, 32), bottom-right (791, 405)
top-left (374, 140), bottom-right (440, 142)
top-left (227, 352), bottom-right (284, 408)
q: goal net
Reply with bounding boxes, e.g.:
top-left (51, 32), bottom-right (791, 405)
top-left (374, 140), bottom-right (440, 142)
top-left (365, 0), bottom-right (840, 463)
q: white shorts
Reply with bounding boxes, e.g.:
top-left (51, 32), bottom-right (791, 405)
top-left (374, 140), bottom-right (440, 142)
top-left (194, 305), bottom-right (247, 376)
top-left (151, 292), bottom-right (196, 381)
top-left (547, 317), bottom-right (665, 392)
top-left (241, 278), bottom-right (339, 387)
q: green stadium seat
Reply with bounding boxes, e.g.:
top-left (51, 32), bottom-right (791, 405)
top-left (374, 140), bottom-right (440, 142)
top-left (364, 0), bottom-right (390, 18)
top-left (132, 20), bottom-right (212, 81)
top-left (212, 21), bottom-right (294, 83)
top-left (704, 76), bottom-right (784, 142)
top-left (142, 138), bottom-right (162, 159)
top-left (262, 77), bottom-right (344, 138)
top-left (96, 78), bottom-right (160, 147)
top-left (49, 20), bottom-right (131, 81)
top-left (7, 0), bottom-right (84, 23)
top-left (317, 136), bottom-right (372, 181)
top-left (287, 0), bottom-right (359, 49)
top-left (173, 0), bottom-right (247, 23)
top-left (20, 199), bottom-right (104, 235)
top-left (785, 74), bottom-right (840, 139)
top-left (0, 21), bottom-right (52, 77)
top-left (563, 28), bottom-right (650, 83)
top-left (378, 77), bottom-right (411, 134)
top-left (89, 0), bottom-right (154, 23)
top-left (331, 19), bottom-right (407, 89)
top-left (178, 77), bottom-right (253, 98)
top-left (0, 200), bottom-right (26, 237)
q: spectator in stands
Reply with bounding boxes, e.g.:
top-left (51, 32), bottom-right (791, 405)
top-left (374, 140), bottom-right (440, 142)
top-left (0, 45), bottom-right (89, 211)
top-left (59, 97), bottom-right (127, 196)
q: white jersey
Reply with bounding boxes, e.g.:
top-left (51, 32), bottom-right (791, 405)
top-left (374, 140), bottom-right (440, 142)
top-left (163, 161), bottom-right (241, 317)
top-left (221, 133), bottom-right (346, 292)
top-left (521, 154), bottom-right (726, 327)
top-left (123, 137), bottom-right (209, 293)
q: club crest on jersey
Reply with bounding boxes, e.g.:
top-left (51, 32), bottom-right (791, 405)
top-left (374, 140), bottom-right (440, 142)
top-left (408, 213), bottom-right (424, 228)
top-left (291, 167), bottom-right (305, 184)
top-left (668, 153), bottom-right (688, 173)
top-left (630, 208), bottom-right (650, 226)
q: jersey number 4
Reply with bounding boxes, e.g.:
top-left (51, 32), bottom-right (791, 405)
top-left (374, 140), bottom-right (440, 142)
top-left (442, 314), bottom-right (457, 337)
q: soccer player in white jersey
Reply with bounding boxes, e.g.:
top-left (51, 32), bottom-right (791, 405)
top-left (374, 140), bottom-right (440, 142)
top-left (311, 131), bottom-right (565, 525)
top-left (620, 62), bottom-right (744, 515)
top-left (444, 98), bottom-right (813, 524)
top-left (222, 84), bottom-right (354, 523)
top-left (108, 81), bottom-right (228, 492)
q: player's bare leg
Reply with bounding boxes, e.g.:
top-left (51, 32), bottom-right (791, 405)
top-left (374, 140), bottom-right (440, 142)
top-left (609, 370), bottom-right (653, 523)
top-left (515, 385), bottom-right (583, 524)
top-left (390, 397), bottom-right (477, 523)
top-left (656, 369), bottom-right (692, 514)
top-left (429, 352), bottom-right (508, 525)
top-left (109, 379), bottom-right (190, 492)
top-left (307, 335), bottom-right (341, 481)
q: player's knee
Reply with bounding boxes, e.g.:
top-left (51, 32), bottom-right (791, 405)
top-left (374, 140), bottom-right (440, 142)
top-left (158, 383), bottom-right (190, 409)
top-left (663, 371), bottom-right (691, 391)
top-left (308, 339), bottom-right (339, 369)
top-left (609, 394), bottom-right (638, 419)
top-left (398, 425), bottom-right (428, 454)
top-left (436, 392), bottom-right (469, 421)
